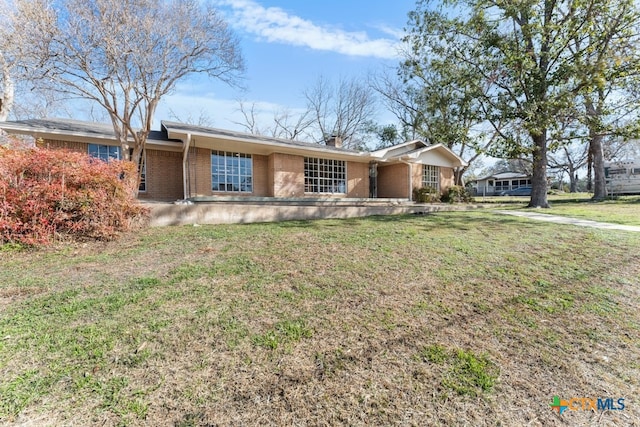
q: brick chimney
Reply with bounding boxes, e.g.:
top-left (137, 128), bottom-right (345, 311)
top-left (326, 135), bottom-right (342, 148)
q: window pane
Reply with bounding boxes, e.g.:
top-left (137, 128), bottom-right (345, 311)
top-left (211, 151), bottom-right (253, 193)
top-left (303, 157), bottom-right (346, 194)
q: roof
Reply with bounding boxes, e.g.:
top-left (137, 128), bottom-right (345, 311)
top-left (1, 118), bottom-right (467, 167)
top-left (474, 171), bottom-right (531, 181)
top-left (161, 121), bottom-right (360, 154)
top-left (160, 121), bottom-right (369, 160)
top-left (370, 140), bottom-right (467, 167)
top-left (0, 118), bottom-right (183, 149)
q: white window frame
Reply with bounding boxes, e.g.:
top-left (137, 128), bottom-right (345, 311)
top-left (304, 157), bottom-right (347, 194)
top-left (422, 165), bottom-right (440, 192)
top-left (211, 150), bottom-right (253, 193)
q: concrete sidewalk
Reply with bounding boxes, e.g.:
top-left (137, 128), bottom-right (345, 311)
top-left (495, 210), bottom-right (640, 232)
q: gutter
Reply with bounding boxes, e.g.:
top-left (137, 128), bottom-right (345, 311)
top-left (182, 133), bottom-right (191, 200)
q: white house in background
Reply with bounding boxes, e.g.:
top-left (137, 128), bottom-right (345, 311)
top-left (605, 159), bottom-right (640, 195)
top-left (472, 172), bottom-right (532, 196)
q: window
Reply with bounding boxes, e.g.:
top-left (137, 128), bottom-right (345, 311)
top-left (87, 144), bottom-right (146, 192)
top-left (495, 180), bottom-right (510, 192)
top-left (211, 151), bottom-right (253, 193)
top-left (422, 165), bottom-right (440, 191)
top-left (608, 168), bottom-right (627, 176)
top-left (88, 143), bottom-right (120, 161)
top-left (304, 157), bottom-right (346, 194)
top-left (137, 152), bottom-right (146, 193)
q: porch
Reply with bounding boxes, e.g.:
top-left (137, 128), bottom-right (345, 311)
top-left (145, 197), bottom-right (482, 226)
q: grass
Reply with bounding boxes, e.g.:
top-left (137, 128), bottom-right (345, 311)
top-left (544, 196), bottom-right (640, 226)
top-left (0, 208), bottom-right (639, 425)
top-left (479, 192), bottom-right (640, 226)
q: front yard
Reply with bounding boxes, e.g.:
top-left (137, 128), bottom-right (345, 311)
top-left (1, 209), bottom-right (639, 426)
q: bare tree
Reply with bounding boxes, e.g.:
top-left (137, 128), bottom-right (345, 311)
top-left (371, 69), bottom-right (501, 185)
top-left (0, 51), bottom-right (14, 122)
top-left (548, 142), bottom-right (589, 192)
top-left (370, 70), bottom-right (423, 141)
top-left (232, 101), bottom-right (264, 135)
top-left (168, 108), bottom-right (215, 128)
top-left (270, 108), bottom-right (314, 140)
top-left (0, 0), bottom-right (16, 121)
top-left (8, 0), bottom-right (243, 192)
top-left (304, 76), bottom-right (377, 149)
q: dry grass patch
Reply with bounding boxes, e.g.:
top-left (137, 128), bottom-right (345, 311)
top-left (0, 211), bottom-right (639, 426)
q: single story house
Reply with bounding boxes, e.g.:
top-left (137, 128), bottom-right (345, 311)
top-left (471, 172), bottom-right (532, 196)
top-left (0, 118), bottom-right (467, 203)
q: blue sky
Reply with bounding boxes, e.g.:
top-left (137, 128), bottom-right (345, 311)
top-left (155, 0), bottom-right (417, 131)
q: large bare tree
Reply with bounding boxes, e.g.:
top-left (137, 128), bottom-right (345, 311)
top-left (0, 51), bottom-right (14, 122)
top-left (8, 0), bottom-right (243, 190)
top-left (232, 76), bottom-right (377, 149)
top-left (304, 76), bottom-right (377, 149)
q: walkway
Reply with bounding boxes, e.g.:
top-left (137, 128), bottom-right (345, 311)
top-left (495, 210), bottom-right (640, 232)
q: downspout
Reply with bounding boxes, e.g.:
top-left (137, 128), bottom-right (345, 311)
top-left (399, 159), bottom-right (413, 201)
top-left (182, 133), bottom-right (191, 200)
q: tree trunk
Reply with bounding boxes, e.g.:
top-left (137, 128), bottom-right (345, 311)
top-left (528, 133), bottom-right (550, 208)
top-left (569, 172), bottom-right (578, 193)
top-left (591, 134), bottom-right (607, 200)
top-left (585, 94), bottom-right (606, 198)
top-left (0, 53), bottom-right (14, 122)
top-left (586, 148), bottom-right (593, 192)
top-left (454, 167), bottom-right (467, 186)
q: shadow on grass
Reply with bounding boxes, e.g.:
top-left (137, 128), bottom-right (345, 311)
top-left (274, 210), bottom-right (548, 235)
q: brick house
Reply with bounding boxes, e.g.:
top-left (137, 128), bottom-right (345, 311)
top-left (1, 119), bottom-right (467, 202)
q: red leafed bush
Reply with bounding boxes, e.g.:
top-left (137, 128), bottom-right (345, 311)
top-left (0, 145), bottom-right (148, 245)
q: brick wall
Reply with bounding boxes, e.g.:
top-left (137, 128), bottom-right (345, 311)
top-left (42, 139), bottom-right (86, 153)
top-left (347, 161), bottom-right (369, 198)
top-left (253, 155), bottom-right (269, 196)
top-left (188, 149), bottom-right (270, 197)
top-left (441, 167), bottom-right (454, 192)
top-left (185, 146), bottom-right (210, 197)
top-left (140, 149), bottom-right (183, 201)
top-left (377, 163), bottom-right (409, 198)
top-left (43, 138), bottom-right (184, 201)
top-left (411, 164), bottom-right (422, 194)
top-left (414, 164), bottom-right (456, 196)
top-left (270, 153), bottom-right (305, 197)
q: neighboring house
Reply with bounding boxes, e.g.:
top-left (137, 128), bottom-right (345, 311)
top-left (472, 172), bottom-right (532, 196)
top-left (0, 119), bottom-right (467, 202)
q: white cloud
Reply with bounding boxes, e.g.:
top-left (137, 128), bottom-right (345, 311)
top-left (215, 0), bottom-right (402, 59)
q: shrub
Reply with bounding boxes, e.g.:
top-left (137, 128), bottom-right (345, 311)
top-left (413, 186), bottom-right (441, 203)
top-left (0, 146), bottom-right (148, 245)
top-left (441, 185), bottom-right (474, 204)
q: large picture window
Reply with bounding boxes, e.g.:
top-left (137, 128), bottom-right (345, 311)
top-left (88, 144), bottom-right (146, 192)
top-left (211, 151), bottom-right (253, 193)
top-left (304, 157), bottom-right (346, 194)
top-left (422, 165), bottom-right (440, 191)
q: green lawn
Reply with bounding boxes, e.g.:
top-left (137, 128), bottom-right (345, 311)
top-left (1, 210), bottom-right (639, 426)
top-left (544, 196), bottom-right (640, 226)
top-left (479, 193), bottom-right (640, 226)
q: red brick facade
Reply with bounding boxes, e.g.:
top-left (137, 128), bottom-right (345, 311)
top-left (40, 138), bottom-right (453, 202)
top-left (377, 163), bottom-right (409, 198)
